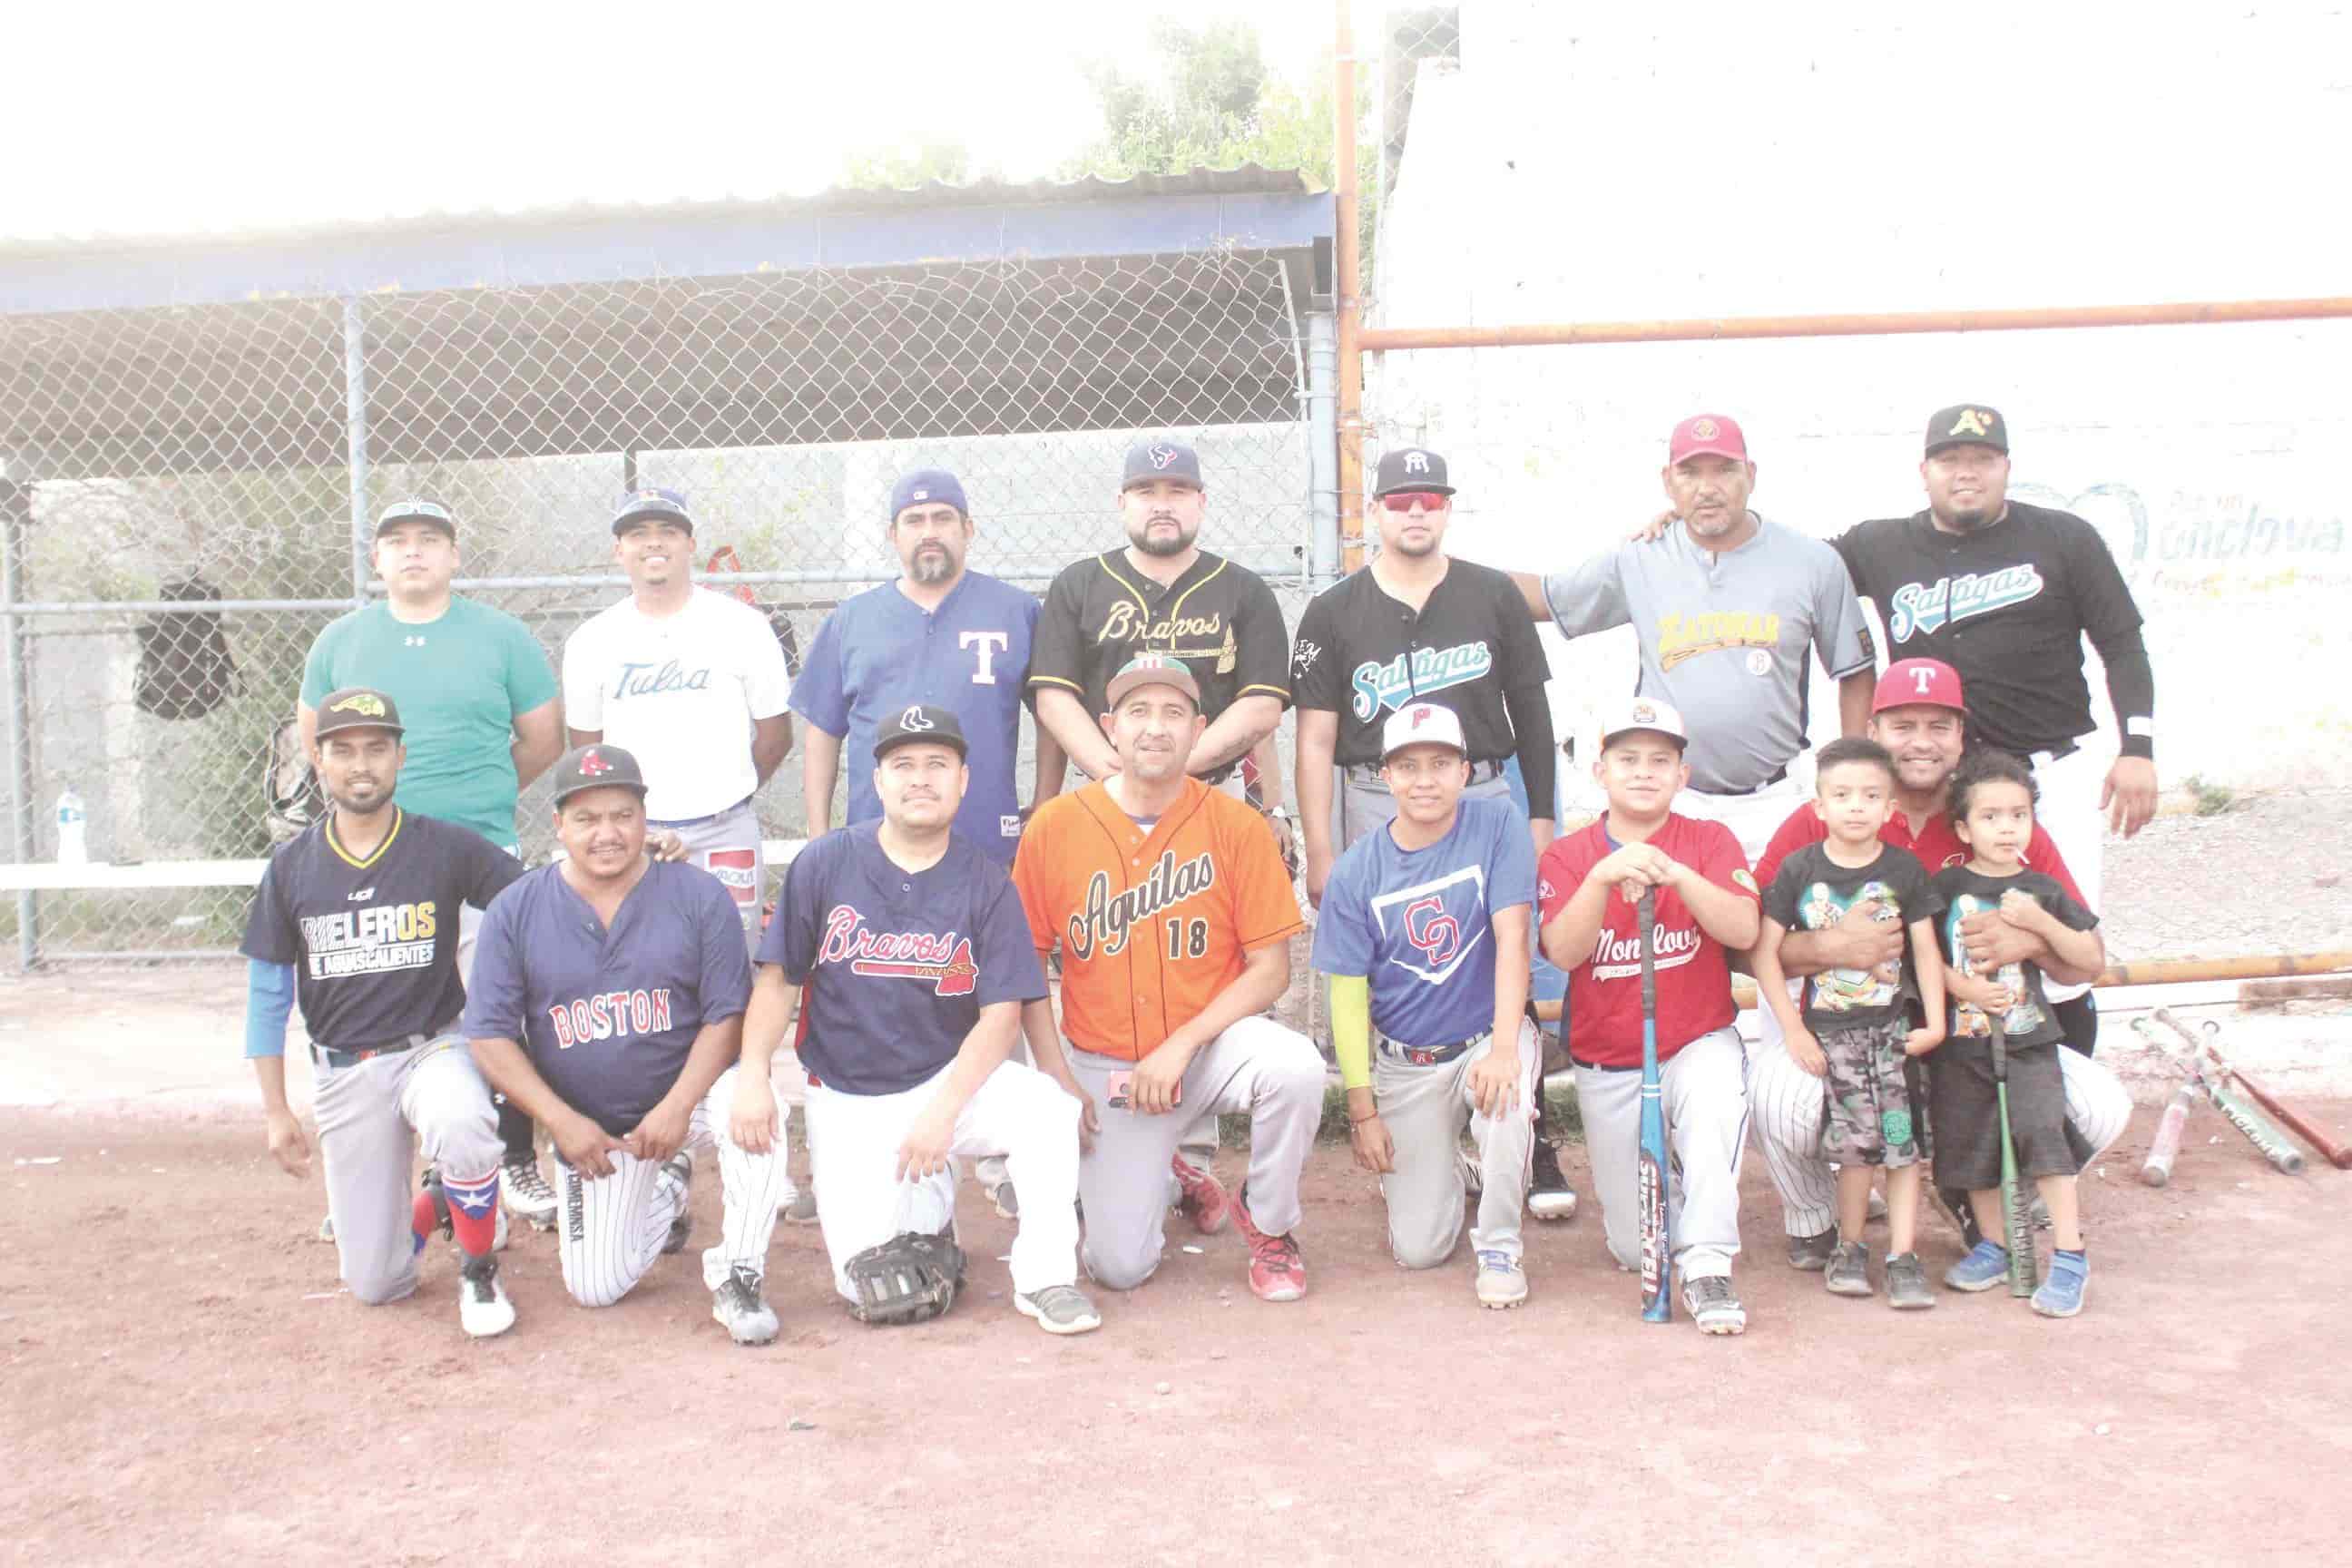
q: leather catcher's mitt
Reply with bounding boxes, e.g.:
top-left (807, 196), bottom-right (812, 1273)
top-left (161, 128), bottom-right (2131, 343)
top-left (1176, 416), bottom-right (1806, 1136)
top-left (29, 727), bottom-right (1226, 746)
top-left (842, 1229), bottom-right (966, 1326)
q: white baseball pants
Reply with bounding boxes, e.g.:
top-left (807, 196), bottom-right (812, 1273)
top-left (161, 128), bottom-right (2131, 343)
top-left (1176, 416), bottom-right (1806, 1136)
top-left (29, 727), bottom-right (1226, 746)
top-left (1573, 1025), bottom-right (1749, 1282)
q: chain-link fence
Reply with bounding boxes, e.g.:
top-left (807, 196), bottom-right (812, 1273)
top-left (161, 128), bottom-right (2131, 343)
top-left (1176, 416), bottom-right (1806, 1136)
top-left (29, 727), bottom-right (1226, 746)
top-left (1, 248), bottom-right (1326, 964)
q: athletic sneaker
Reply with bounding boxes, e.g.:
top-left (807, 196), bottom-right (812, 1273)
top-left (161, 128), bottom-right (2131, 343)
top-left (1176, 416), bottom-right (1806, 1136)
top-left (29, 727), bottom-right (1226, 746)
top-left (1474, 1250), bottom-right (1528, 1309)
top-left (2031, 1251), bottom-right (2089, 1318)
top-left (1943, 1239), bottom-right (2012, 1292)
top-left (1786, 1228), bottom-right (1837, 1270)
top-left (1885, 1251), bottom-right (1936, 1310)
top-left (710, 1264), bottom-right (779, 1346)
top-left (1528, 1140), bottom-right (1578, 1221)
top-left (1015, 1284), bottom-right (1102, 1336)
top-left (1171, 1153), bottom-right (1231, 1235)
top-left (660, 1152), bottom-right (693, 1255)
top-left (503, 1153), bottom-right (558, 1230)
top-left (1825, 1241), bottom-right (1873, 1297)
top-left (779, 1186), bottom-right (819, 1226)
top-left (990, 1178), bottom-right (1020, 1220)
top-left (457, 1253), bottom-right (515, 1338)
top-left (1230, 1186), bottom-right (1306, 1302)
top-left (1683, 1274), bottom-right (1747, 1336)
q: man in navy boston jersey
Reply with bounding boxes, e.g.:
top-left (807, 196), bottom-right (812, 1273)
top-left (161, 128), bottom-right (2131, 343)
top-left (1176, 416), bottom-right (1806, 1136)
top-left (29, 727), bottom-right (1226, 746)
top-left (1312, 702), bottom-right (1543, 1309)
top-left (240, 688), bottom-right (525, 1338)
top-left (465, 744), bottom-right (789, 1346)
top-left (736, 706), bottom-right (1094, 1335)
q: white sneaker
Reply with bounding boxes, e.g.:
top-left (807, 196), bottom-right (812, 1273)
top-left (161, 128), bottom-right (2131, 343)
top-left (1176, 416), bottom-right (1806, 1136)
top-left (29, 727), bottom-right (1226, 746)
top-left (712, 1265), bottom-right (779, 1346)
top-left (1015, 1284), bottom-right (1102, 1335)
top-left (458, 1255), bottom-right (515, 1338)
top-left (503, 1154), bottom-right (558, 1230)
top-left (1474, 1250), bottom-right (1528, 1309)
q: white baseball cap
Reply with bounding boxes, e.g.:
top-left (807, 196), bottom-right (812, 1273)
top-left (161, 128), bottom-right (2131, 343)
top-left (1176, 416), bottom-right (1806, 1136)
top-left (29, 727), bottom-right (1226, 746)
top-left (1380, 702), bottom-right (1468, 760)
top-left (1597, 696), bottom-right (1688, 750)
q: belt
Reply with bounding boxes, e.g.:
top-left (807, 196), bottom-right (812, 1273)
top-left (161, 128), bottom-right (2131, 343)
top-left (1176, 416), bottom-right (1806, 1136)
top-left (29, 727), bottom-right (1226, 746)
top-left (1378, 1029), bottom-right (1489, 1067)
top-left (647, 794), bottom-right (753, 830)
top-left (1569, 1053), bottom-right (1641, 1073)
top-left (1346, 759), bottom-right (1507, 788)
top-left (1690, 763), bottom-right (1789, 799)
top-left (311, 1021), bottom-right (457, 1069)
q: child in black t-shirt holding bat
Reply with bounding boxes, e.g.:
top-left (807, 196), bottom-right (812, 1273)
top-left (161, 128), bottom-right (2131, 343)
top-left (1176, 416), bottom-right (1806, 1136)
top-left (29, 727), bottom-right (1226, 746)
top-left (1930, 749), bottom-right (2106, 1318)
top-left (1752, 737), bottom-right (1945, 1308)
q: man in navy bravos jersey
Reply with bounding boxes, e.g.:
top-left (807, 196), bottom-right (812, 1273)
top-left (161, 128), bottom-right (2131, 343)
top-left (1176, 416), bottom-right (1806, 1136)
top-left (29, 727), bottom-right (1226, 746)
top-left (465, 744), bottom-right (789, 1346)
top-left (735, 706), bottom-right (1093, 1335)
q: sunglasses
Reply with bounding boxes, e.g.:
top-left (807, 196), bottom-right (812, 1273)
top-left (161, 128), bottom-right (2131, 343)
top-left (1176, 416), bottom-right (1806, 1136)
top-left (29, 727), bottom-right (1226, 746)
top-left (1379, 491), bottom-right (1449, 512)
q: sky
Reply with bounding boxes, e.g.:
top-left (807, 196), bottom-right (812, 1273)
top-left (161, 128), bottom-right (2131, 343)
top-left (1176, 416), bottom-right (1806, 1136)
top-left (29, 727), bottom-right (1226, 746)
top-left (6, 0), bottom-right (1338, 242)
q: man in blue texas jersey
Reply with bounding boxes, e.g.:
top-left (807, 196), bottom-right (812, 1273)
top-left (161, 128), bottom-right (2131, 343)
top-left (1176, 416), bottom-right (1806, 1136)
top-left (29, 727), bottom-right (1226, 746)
top-left (734, 705), bottom-right (1095, 1335)
top-left (792, 467), bottom-right (1061, 864)
top-left (1311, 701), bottom-right (1543, 1309)
top-left (464, 743), bottom-right (789, 1346)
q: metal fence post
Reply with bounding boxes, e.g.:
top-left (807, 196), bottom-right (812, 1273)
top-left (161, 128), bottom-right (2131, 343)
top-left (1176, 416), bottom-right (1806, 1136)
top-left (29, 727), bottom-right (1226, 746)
top-left (343, 296), bottom-right (370, 606)
top-left (1305, 309), bottom-right (1340, 584)
top-left (2, 475), bottom-right (37, 969)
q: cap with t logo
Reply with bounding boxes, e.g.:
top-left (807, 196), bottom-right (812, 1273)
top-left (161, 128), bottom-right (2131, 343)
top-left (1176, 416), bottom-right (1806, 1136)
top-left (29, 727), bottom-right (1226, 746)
top-left (1874, 659), bottom-right (1967, 714)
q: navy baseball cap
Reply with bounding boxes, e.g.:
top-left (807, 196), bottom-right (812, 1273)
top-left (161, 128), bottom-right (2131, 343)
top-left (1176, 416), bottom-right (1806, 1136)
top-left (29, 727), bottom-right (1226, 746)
top-left (1373, 446), bottom-right (1455, 497)
top-left (374, 498), bottom-right (456, 538)
top-left (1924, 404), bottom-right (2008, 456)
top-left (1122, 438), bottom-right (1204, 490)
top-left (314, 687), bottom-right (404, 740)
top-left (873, 703), bottom-right (968, 760)
top-left (889, 468), bottom-right (969, 521)
top-left (551, 743), bottom-right (650, 807)
top-left (611, 486), bottom-right (694, 534)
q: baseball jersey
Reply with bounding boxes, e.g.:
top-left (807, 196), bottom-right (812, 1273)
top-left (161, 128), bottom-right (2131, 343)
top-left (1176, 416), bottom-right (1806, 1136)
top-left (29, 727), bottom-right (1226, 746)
top-left (790, 572), bottom-right (1038, 863)
top-left (1832, 502), bottom-right (2151, 758)
top-left (1309, 797), bottom-right (1536, 1049)
top-left (1536, 813), bottom-right (1759, 1066)
top-left (1753, 798), bottom-right (2087, 906)
top-left (761, 823), bottom-right (1047, 1094)
top-left (299, 597), bottom-right (556, 848)
top-left (1543, 515), bottom-right (1872, 793)
top-left (1029, 549), bottom-right (1290, 770)
top-left (1290, 557), bottom-right (1553, 761)
top-left (1760, 842), bottom-right (1942, 1031)
top-left (1013, 777), bottom-right (1304, 1063)
top-left (240, 808), bottom-right (524, 1049)
top-left (1929, 867), bottom-right (2098, 1047)
top-left (561, 586), bottom-right (791, 820)
top-left (462, 861), bottom-right (753, 1136)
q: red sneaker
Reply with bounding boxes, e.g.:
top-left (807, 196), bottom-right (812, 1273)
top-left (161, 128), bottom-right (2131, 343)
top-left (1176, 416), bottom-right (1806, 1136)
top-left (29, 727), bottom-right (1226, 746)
top-left (1231, 1187), bottom-right (1306, 1303)
top-left (1171, 1153), bottom-right (1231, 1235)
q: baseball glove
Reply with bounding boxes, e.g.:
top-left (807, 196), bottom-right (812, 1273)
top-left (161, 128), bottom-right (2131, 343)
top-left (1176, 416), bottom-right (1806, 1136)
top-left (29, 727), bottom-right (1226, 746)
top-left (842, 1228), bottom-right (966, 1326)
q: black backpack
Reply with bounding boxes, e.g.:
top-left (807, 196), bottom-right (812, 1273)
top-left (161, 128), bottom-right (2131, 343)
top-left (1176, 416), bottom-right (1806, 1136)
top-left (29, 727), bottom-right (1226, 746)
top-left (134, 574), bottom-right (240, 720)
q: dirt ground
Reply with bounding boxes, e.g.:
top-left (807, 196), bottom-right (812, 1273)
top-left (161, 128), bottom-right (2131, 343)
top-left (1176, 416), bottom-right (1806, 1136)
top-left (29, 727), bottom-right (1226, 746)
top-left (5, 1101), bottom-right (2348, 1565)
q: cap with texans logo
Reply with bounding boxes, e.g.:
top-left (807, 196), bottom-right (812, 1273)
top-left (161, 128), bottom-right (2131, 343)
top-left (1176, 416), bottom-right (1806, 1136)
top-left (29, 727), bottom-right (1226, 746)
top-left (1874, 658), bottom-right (1967, 714)
top-left (1373, 446), bottom-right (1455, 497)
top-left (1598, 695), bottom-right (1688, 751)
top-left (1103, 652), bottom-right (1201, 711)
top-left (873, 703), bottom-right (969, 760)
top-left (1380, 701), bottom-right (1467, 760)
top-left (610, 485), bottom-right (695, 534)
top-left (551, 742), bottom-right (649, 807)
top-left (314, 686), bottom-right (405, 740)
top-left (1924, 404), bottom-right (2007, 456)
top-left (1121, 438), bottom-right (1204, 491)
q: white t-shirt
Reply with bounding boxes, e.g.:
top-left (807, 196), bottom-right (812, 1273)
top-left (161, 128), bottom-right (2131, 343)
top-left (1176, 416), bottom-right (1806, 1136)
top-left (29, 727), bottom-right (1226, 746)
top-left (562, 586), bottom-right (790, 820)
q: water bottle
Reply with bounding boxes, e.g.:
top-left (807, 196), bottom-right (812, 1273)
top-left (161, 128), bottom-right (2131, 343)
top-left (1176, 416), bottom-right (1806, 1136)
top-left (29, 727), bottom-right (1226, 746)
top-left (55, 787), bottom-right (87, 864)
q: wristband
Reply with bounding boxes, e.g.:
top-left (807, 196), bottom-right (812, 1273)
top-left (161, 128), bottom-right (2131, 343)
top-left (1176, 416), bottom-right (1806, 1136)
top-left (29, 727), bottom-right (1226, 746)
top-left (1350, 1112), bottom-right (1379, 1127)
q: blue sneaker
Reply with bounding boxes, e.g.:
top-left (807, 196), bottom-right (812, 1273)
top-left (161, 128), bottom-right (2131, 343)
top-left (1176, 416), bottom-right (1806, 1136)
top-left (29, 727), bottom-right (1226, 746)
top-left (1943, 1240), bottom-right (2011, 1292)
top-left (2032, 1252), bottom-right (2089, 1318)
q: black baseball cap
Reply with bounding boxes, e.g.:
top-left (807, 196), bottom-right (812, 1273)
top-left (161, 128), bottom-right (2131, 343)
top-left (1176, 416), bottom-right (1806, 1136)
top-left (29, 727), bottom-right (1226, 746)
top-left (873, 704), bottom-right (968, 760)
top-left (374, 498), bottom-right (456, 538)
top-left (611, 485), bottom-right (695, 534)
top-left (314, 687), bottom-right (404, 740)
top-left (1924, 405), bottom-right (2008, 456)
top-left (551, 743), bottom-right (650, 807)
top-left (1122, 438), bottom-right (1204, 490)
top-left (1373, 446), bottom-right (1455, 497)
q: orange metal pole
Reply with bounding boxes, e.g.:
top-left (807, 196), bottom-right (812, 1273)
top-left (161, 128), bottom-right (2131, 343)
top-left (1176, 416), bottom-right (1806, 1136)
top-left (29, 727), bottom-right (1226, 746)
top-left (1359, 295), bottom-right (2352, 353)
top-left (1332, 0), bottom-right (1366, 573)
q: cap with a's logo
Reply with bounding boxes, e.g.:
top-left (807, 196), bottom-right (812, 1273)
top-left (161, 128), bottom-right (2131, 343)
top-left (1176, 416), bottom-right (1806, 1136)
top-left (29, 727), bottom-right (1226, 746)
top-left (1597, 695), bottom-right (1689, 751)
top-left (1122, 438), bottom-right (1204, 490)
top-left (1874, 658), bottom-right (1967, 714)
top-left (874, 703), bottom-right (969, 760)
top-left (1373, 446), bottom-right (1455, 497)
top-left (1103, 652), bottom-right (1202, 710)
top-left (1924, 404), bottom-right (2007, 456)
top-left (1380, 701), bottom-right (1467, 760)
top-left (314, 686), bottom-right (405, 740)
top-left (551, 743), bottom-right (649, 807)
top-left (374, 498), bottom-right (456, 538)
top-left (1668, 414), bottom-right (1749, 466)
top-left (610, 485), bottom-right (695, 534)
top-left (889, 468), bottom-right (970, 521)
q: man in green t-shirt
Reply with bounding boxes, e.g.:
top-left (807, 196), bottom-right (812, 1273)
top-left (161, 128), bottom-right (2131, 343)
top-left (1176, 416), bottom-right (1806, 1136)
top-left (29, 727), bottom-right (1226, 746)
top-left (299, 498), bottom-right (565, 1228)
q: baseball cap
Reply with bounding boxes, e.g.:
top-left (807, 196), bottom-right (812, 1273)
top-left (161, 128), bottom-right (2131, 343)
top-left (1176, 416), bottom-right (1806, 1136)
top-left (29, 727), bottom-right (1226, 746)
top-left (889, 468), bottom-right (969, 521)
top-left (313, 686), bottom-right (404, 740)
top-left (1373, 446), bottom-right (1455, 497)
top-left (1122, 439), bottom-right (1204, 490)
top-left (1597, 695), bottom-right (1688, 751)
top-left (1924, 404), bottom-right (2008, 456)
top-left (374, 498), bottom-right (456, 538)
top-left (1380, 701), bottom-right (1467, 760)
top-left (551, 743), bottom-right (649, 808)
top-left (1874, 658), bottom-right (1967, 714)
top-left (1668, 414), bottom-right (1749, 466)
top-left (1103, 652), bottom-right (1201, 711)
top-left (610, 485), bottom-right (694, 535)
top-left (873, 703), bottom-right (969, 761)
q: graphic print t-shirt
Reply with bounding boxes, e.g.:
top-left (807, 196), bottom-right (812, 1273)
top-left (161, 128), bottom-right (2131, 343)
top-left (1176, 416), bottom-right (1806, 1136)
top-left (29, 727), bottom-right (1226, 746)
top-left (1927, 866), bottom-right (2098, 1047)
top-left (1760, 841), bottom-right (1940, 1031)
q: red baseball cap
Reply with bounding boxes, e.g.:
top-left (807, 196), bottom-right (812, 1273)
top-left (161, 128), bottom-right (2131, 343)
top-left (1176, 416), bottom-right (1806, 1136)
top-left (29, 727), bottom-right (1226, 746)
top-left (1873, 658), bottom-right (1966, 714)
top-left (1668, 414), bottom-right (1749, 466)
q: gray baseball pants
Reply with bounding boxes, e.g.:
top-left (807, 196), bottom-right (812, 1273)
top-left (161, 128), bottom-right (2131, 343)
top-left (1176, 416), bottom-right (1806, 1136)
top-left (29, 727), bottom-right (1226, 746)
top-left (1373, 1019), bottom-right (1540, 1269)
top-left (1573, 1024), bottom-right (1749, 1282)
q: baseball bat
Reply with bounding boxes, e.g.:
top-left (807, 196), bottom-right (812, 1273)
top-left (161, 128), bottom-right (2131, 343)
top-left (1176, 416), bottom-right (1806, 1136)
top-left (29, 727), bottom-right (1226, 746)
top-left (2140, 1081), bottom-right (2199, 1188)
top-left (2158, 1010), bottom-right (2350, 1170)
top-left (1987, 1015), bottom-right (2038, 1297)
top-left (2203, 1076), bottom-right (2307, 1175)
top-left (1636, 888), bottom-right (1671, 1324)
